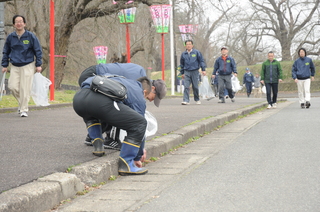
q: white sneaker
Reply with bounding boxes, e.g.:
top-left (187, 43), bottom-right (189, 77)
top-left (196, 101), bottom-right (201, 105)
top-left (181, 102), bottom-right (190, 105)
top-left (267, 104), bottom-right (272, 109)
top-left (273, 103), bottom-right (277, 108)
top-left (20, 112), bottom-right (28, 117)
top-left (231, 98), bottom-right (235, 102)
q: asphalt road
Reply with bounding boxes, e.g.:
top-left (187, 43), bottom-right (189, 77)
top-left (135, 97), bottom-right (320, 212)
top-left (0, 95), bottom-right (265, 193)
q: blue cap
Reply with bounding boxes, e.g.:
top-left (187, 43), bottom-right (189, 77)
top-left (246, 67), bottom-right (249, 71)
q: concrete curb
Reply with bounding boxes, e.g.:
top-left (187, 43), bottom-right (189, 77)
top-left (0, 103), bottom-right (73, 114)
top-left (0, 101), bottom-right (268, 212)
top-left (0, 173), bottom-right (84, 212)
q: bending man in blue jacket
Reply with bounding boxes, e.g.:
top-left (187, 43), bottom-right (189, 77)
top-left (292, 48), bottom-right (315, 109)
top-left (73, 74), bottom-right (166, 175)
top-left (79, 63), bottom-right (147, 151)
top-left (180, 40), bottom-right (206, 105)
top-left (212, 46), bottom-right (237, 103)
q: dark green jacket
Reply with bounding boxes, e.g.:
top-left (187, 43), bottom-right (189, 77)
top-left (261, 59), bottom-right (283, 83)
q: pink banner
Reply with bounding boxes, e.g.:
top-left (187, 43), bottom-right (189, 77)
top-left (93, 46), bottom-right (108, 64)
top-left (150, 4), bottom-right (171, 33)
top-left (179, 24), bottom-right (198, 34)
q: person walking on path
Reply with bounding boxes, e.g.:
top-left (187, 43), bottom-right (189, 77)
top-left (243, 67), bottom-right (254, 97)
top-left (211, 72), bottom-right (219, 97)
top-left (212, 46), bottom-right (237, 103)
top-left (180, 40), bottom-right (206, 105)
top-left (260, 51), bottom-right (283, 109)
top-left (1, 15), bottom-right (43, 117)
top-left (253, 73), bottom-right (262, 98)
top-left (292, 48), bottom-right (315, 109)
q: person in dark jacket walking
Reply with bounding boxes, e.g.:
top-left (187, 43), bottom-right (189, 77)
top-left (1, 15), bottom-right (42, 117)
top-left (243, 67), bottom-right (254, 97)
top-left (260, 51), bottom-right (283, 109)
top-left (73, 75), bottom-right (166, 176)
top-left (180, 40), bottom-right (206, 105)
top-left (212, 46), bottom-right (237, 103)
top-left (292, 48), bottom-right (315, 109)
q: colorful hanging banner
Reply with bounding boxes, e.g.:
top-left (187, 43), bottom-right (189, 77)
top-left (179, 24), bottom-right (199, 45)
top-left (150, 4), bottom-right (171, 34)
top-left (93, 46), bottom-right (108, 64)
top-left (179, 24), bottom-right (198, 34)
top-left (118, 7), bottom-right (136, 24)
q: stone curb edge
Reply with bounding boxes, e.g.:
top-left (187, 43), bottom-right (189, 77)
top-left (0, 101), bottom-right (268, 212)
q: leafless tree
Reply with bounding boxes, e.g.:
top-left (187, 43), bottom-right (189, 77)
top-left (249, 0), bottom-right (320, 61)
top-left (2, 0), bottom-right (164, 88)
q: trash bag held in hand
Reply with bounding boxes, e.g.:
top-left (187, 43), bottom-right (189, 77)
top-left (31, 73), bottom-right (52, 106)
top-left (110, 110), bottom-right (158, 140)
top-left (199, 76), bottom-right (215, 100)
top-left (145, 110), bottom-right (158, 137)
top-left (231, 76), bottom-right (242, 92)
top-left (0, 73), bottom-right (6, 101)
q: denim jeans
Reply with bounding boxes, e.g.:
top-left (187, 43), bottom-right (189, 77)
top-left (265, 83), bottom-right (278, 105)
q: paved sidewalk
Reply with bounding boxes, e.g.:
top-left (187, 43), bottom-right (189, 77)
top-left (55, 100), bottom-right (295, 212)
top-left (13, 88), bottom-right (320, 212)
top-left (0, 95), bottom-right (270, 212)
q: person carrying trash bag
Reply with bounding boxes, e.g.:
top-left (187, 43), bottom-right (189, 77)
top-left (73, 74), bottom-right (166, 175)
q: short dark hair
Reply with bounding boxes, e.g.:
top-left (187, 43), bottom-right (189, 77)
top-left (185, 40), bottom-right (193, 45)
top-left (298, 48), bottom-right (307, 56)
top-left (137, 76), bottom-right (152, 94)
top-left (13, 15), bottom-right (26, 24)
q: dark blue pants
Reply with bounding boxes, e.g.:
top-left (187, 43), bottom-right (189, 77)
top-left (265, 83), bottom-right (278, 105)
top-left (218, 74), bottom-right (234, 99)
top-left (183, 70), bottom-right (200, 102)
top-left (245, 82), bottom-right (252, 94)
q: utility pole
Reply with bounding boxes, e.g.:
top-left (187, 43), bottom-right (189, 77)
top-left (0, 2), bottom-right (5, 82)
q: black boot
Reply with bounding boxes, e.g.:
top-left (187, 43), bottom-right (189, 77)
top-left (306, 101), bottom-right (311, 109)
top-left (92, 138), bottom-right (105, 157)
top-left (84, 134), bottom-right (93, 146)
top-left (86, 120), bottom-right (105, 157)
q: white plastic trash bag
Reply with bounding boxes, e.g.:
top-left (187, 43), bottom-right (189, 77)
top-left (199, 76), bottom-right (215, 100)
top-left (110, 111), bottom-right (158, 141)
top-left (145, 110), bottom-right (158, 137)
top-left (0, 73), bottom-right (6, 101)
top-left (31, 73), bottom-right (52, 106)
top-left (231, 75), bottom-right (242, 92)
top-left (111, 110), bottom-right (158, 141)
top-left (261, 85), bottom-right (266, 94)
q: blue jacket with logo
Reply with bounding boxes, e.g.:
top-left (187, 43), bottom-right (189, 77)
top-left (180, 49), bottom-right (206, 74)
top-left (292, 57), bottom-right (315, 80)
top-left (243, 72), bottom-right (254, 84)
top-left (1, 30), bottom-right (42, 67)
top-left (96, 63), bottom-right (146, 79)
top-left (213, 56), bottom-right (237, 76)
top-left (81, 75), bottom-right (146, 117)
